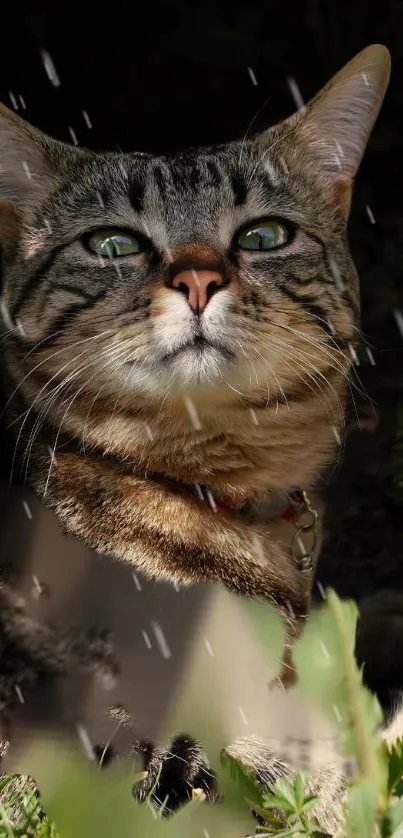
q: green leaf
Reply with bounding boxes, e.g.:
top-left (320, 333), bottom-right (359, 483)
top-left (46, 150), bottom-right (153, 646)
top-left (385, 797), bottom-right (403, 836)
top-left (388, 741), bottom-right (403, 795)
top-left (220, 749), bottom-right (263, 807)
top-left (300, 795), bottom-right (320, 814)
top-left (347, 781), bottom-right (378, 838)
top-left (261, 794), bottom-right (296, 813)
top-left (293, 772), bottom-right (306, 809)
top-left (271, 777), bottom-right (298, 810)
top-left (247, 800), bottom-right (286, 826)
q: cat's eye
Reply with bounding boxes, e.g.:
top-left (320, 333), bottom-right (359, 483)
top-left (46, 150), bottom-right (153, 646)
top-left (86, 229), bottom-right (144, 258)
top-left (236, 220), bottom-right (290, 252)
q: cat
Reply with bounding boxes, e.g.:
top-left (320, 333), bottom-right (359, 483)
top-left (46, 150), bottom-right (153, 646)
top-left (0, 43), bottom-right (392, 832)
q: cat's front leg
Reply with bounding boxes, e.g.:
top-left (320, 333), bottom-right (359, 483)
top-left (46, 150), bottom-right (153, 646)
top-left (30, 447), bottom-right (311, 636)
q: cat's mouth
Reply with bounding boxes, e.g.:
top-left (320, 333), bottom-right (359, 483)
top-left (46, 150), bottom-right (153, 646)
top-left (160, 335), bottom-right (234, 362)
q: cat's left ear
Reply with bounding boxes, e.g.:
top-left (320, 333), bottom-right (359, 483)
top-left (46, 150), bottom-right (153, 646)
top-left (299, 44), bottom-right (391, 179)
top-left (257, 45), bottom-right (390, 215)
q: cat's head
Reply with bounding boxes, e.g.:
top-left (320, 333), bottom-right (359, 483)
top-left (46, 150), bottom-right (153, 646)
top-left (0, 46), bottom-right (390, 435)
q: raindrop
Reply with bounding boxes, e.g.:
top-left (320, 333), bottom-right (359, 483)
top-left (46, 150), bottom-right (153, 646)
top-left (15, 686), bottom-right (24, 704)
top-left (40, 49), bottom-right (61, 87)
top-left (19, 94), bottom-right (27, 110)
top-left (316, 581), bottom-right (327, 600)
top-left (194, 483), bottom-right (204, 501)
top-left (247, 66), bottom-right (258, 86)
top-left (22, 161), bottom-right (32, 180)
top-left (319, 640), bottom-right (329, 660)
top-left (329, 259), bottom-right (344, 288)
top-left (365, 204), bottom-right (375, 224)
top-left (8, 91), bottom-right (18, 111)
top-left (204, 638), bottom-right (214, 657)
top-left (238, 706), bottom-right (248, 725)
top-left (15, 318), bottom-right (25, 337)
top-left (335, 140), bottom-right (344, 159)
top-left (132, 572), bottom-right (142, 591)
top-left (0, 297), bottom-right (14, 331)
top-left (205, 488), bottom-right (217, 513)
top-left (47, 444), bottom-right (57, 466)
top-left (82, 109), bottom-right (92, 129)
top-left (141, 630), bottom-right (152, 649)
top-left (286, 77), bottom-right (306, 113)
top-left (22, 500), bottom-right (32, 520)
top-left (365, 346), bottom-right (376, 366)
top-left (77, 724), bottom-right (96, 760)
top-left (31, 574), bottom-right (44, 599)
top-left (347, 343), bottom-right (360, 366)
top-left (332, 704), bottom-right (342, 723)
top-left (68, 126), bottom-right (78, 146)
top-left (183, 395), bottom-right (202, 430)
top-left (144, 423), bottom-right (154, 441)
top-left (393, 309), bottom-right (403, 338)
top-left (151, 621), bottom-right (171, 659)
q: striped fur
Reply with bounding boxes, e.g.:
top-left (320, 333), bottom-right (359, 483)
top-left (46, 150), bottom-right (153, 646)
top-left (0, 46), bottom-right (392, 822)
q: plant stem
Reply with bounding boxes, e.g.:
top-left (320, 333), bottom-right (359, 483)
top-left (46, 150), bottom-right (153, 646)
top-left (327, 590), bottom-right (378, 785)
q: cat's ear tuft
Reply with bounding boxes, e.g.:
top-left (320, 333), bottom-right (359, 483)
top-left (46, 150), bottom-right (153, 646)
top-left (0, 103), bottom-right (55, 208)
top-left (301, 44), bottom-right (391, 178)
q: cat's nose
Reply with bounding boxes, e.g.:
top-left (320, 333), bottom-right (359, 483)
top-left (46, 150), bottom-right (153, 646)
top-left (171, 269), bottom-right (226, 314)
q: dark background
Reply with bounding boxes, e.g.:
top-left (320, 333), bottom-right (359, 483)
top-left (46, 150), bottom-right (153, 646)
top-left (1, 0), bottom-right (403, 712)
top-left (0, 1), bottom-right (402, 307)
top-left (0, 1), bottom-right (401, 206)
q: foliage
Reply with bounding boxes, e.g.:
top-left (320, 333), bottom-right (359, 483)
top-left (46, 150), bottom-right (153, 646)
top-left (2, 592), bottom-right (403, 836)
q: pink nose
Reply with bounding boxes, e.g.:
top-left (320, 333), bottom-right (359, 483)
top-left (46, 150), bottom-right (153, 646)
top-left (171, 269), bottom-right (226, 314)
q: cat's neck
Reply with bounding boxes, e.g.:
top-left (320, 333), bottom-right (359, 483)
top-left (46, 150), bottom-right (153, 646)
top-left (51, 388), bottom-right (338, 502)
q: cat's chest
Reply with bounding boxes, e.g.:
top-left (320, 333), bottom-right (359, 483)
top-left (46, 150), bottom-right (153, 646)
top-left (92, 410), bottom-right (275, 470)
top-left (83, 391), bottom-right (335, 494)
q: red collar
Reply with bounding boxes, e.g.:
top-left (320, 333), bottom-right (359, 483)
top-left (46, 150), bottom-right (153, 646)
top-left (196, 485), bottom-right (305, 522)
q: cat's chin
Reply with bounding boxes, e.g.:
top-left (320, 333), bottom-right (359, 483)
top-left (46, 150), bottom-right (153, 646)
top-left (123, 343), bottom-right (234, 395)
top-left (159, 347), bottom-right (228, 387)
top-left (159, 335), bottom-right (234, 365)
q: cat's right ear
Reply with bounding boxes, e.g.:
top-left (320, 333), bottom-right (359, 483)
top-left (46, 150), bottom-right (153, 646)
top-left (0, 104), bottom-right (54, 204)
top-left (0, 104), bottom-right (56, 253)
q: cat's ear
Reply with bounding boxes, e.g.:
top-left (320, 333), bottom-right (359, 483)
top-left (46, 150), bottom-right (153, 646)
top-left (299, 44), bottom-right (391, 179)
top-left (0, 103), bottom-right (60, 252)
top-left (0, 103), bottom-right (56, 207)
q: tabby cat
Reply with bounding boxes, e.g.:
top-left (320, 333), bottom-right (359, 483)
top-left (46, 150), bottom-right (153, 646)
top-left (0, 44), bottom-right (392, 831)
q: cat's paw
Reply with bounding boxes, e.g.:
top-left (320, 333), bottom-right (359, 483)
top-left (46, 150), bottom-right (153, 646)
top-left (132, 733), bottom-right (218, 814)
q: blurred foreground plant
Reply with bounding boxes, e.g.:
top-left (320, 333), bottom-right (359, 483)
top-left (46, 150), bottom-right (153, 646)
top-left (2, 591), bottom-right (403, 837)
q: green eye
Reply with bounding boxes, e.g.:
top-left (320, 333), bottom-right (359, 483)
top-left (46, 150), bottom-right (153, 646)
top-left (236, 220), bottom-right (290, 251)
top-left (87, 229), bottom-right (143, 258)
